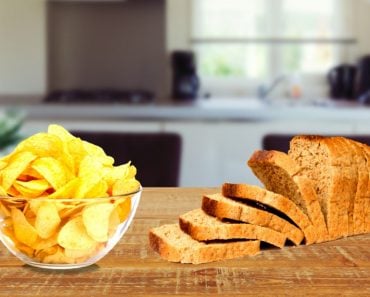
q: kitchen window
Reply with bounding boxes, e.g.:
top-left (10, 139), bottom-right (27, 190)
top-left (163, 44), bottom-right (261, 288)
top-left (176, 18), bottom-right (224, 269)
top-left (191, 0), bottom-right (357, 98)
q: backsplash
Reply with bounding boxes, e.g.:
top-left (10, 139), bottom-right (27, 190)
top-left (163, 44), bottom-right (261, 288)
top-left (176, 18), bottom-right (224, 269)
top-left (47, 0), bottom-right (166, 100)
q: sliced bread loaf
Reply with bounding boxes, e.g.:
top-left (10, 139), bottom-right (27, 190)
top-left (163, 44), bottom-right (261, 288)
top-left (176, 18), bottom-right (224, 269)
top-left (149, 224), bottom-right (260, 264)
top-left (179, 208), bottom-right (286, 248)
top-left (247, 150), bottom-right (328, 243)
top-left (222, 183), bottom-right (317, 244)
top-left (288, 135), bottom-right (350, 239)
top-left (202, 193), bottom-right (304, 245)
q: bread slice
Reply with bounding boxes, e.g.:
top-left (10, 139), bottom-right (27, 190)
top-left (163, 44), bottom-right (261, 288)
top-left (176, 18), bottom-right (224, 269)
top-left (247, 150), bottom-right (328, 243)
top-left (179, 208), bottom-right (286, 248)
top-left (202, 193), bottom-right (304, 245)
top-left (338, 137), bottom-right (368, 235)
top-left (288, 135), bottom-right (350, 239)
top-left (149, 224), bottom-right (260, 264)
top-left (360, 144), bottom-right (370, 233)
top-left (222, 183), bottom-right (317, 245)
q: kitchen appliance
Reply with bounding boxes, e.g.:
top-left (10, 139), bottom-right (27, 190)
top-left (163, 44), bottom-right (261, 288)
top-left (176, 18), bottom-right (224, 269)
top-left (171, 51), bottom-right (200, 101)
top-left (44, 89), bottom-right (154, 104)
top-left (354, 55), bottom-right (370, 104)
top-left (327, 64), bottom-right (357, 100)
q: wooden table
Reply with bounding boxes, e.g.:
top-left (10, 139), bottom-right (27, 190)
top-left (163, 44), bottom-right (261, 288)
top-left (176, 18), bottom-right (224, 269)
top-left (1, 188), bottom-right (370, 296)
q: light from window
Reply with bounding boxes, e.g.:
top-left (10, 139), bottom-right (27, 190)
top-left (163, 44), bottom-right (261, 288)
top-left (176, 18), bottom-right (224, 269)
top-left (191, 0), bottom-right (356, 81)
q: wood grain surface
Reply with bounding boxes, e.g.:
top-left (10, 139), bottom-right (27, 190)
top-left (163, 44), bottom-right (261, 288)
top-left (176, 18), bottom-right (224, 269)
top-left (0, 187), bottom-right (370, 296)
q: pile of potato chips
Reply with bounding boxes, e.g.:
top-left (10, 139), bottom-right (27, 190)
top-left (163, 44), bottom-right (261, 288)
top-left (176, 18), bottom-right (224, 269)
top-left (0, 124), bottom-right (141, 265)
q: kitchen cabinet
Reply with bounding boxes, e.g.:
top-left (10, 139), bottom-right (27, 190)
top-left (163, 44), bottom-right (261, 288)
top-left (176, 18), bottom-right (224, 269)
top-left (164, 120), bottom-right (355, 187)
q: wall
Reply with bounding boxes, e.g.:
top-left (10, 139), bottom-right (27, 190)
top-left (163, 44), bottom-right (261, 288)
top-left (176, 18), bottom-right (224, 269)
top-left (0, 0), bottom-right (46, 98)
top-left (354, 0), bottom-right (370, 57)
top-left (48, 0), bottom-right (167, 100)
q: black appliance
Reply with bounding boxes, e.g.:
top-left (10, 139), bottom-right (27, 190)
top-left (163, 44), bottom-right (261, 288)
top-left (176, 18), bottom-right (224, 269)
top-left (354, 55), bottom-right (370, 104)
top-left (327, 64), bottom-right (357, 100)
top-left (171, 51), bottom-right (200, 101)
top-left (44, 89), bottom-right (154, 104)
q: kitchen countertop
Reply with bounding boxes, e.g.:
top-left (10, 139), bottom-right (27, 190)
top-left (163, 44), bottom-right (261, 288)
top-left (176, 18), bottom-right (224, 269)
top-left (2, 98), bottom-right (370, 122)
top-left (1, 187), bottom-right (370, 296)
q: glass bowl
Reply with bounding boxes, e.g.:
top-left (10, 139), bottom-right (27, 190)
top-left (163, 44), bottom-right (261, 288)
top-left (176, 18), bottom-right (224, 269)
top-left (0, 188), bottom-right (141, 270)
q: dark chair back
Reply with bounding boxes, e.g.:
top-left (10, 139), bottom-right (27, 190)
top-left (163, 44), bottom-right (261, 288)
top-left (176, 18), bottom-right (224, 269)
top-left (263, 134), bottom-right (370, 153)
top-left (71, 131), bottom-right (182, 187)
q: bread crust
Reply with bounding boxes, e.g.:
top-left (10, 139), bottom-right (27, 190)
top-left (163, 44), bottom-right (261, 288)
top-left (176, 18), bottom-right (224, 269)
top-left (202, 194), bottom-right (304, 245)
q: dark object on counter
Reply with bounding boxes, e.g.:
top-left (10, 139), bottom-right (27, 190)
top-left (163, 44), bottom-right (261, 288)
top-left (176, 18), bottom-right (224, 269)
top-left (44, 89), bottom-right (154, 104)
top-left (263, 134), bottom-right (370, 153)
top-left (70, 131), bottom-right (182, 187)
top-left (354, 55), bottom-right (370, 102)
top-left (327, 64), bottom-right (357, 100)
top-left (171, 51), bottom-right (200, 101)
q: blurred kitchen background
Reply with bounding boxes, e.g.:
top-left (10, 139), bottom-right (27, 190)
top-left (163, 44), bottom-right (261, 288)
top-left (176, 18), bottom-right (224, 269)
top-left (1, 0), bottom-right (370, 187)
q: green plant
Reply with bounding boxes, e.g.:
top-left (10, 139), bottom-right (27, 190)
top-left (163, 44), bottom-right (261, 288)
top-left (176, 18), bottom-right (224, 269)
top-left (0, 108), bottom-right (25, 152)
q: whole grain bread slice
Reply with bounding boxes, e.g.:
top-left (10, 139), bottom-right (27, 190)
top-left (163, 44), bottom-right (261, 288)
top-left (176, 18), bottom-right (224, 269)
top-left (149, 224), bottom-right (260, 264)
top-left (337, 137), bottom-right (367, 235)
top-left (202, 193), bottom-right (304, 245)
top-left (222, 183), bottom-right (317, 245)
top-left (288, 135), bottom-right (350, 240)
top-left (179, 208), bottom-right (286, 248)
top-left (247, 150), bottom-right (328, 243)
top-left (360, 144), bottom-right (370, 233)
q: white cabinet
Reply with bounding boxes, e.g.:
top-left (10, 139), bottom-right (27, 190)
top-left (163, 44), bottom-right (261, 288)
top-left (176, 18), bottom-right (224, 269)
top-left (164, 120), bottom-right (355, 187)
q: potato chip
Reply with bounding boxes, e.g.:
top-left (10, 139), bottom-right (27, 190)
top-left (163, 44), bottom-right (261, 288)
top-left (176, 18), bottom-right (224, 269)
top-left (35, 202), bottom-right (61, 239)
top-left (83, 141), bottom-right (114, 166)
top-left (14, 180), bottom-right (50, 198)
top-left (32, 157), bottom-right (72, 190)
top-left (64, 243), bottom-right (99, 259)
top-left (108, 208), bottom-right (120, 236)
top-left (47, 178), bottom-right (80, 199)
top-left (82, 202), bottom-right (114, 242)
top-left (57, 216), bottom-right (96, 250)
top-left (34, 245), bottom-right (59, 262)
top-left (85, 180), bottom-right (109, 198)
top-left (6, 186), bottom-right (21, 197)
top-left (0, 160), bottom-right (7, 170)
top-left (112, 179), bottom-right (140, 196)
top-left (1, 151), bottom-right (37, 190)
top-left (115, 196), bottom-right (131, 223)
top-left (15, 133), bottom-right (64, 158)
top-left (0, 185), bottom-right (7, 196)
top-left (0, 201), bottom-right (10, 217)
top-left (48, 124), bottom-right (75, 142)
top-left (42, 247), bottom-right (75, 264)
top-left (103, 162), bottom-right (130, 185)
top-left (11, 208), bottom-right (38, 247)
top-left (31, 233), bottom-right (58, 251)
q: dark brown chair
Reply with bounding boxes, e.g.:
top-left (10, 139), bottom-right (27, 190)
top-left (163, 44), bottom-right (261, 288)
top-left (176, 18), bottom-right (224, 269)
top-left (262, 133), bottom-right (370, 153)
top-left (71, 131), bottom-right (182, 187)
